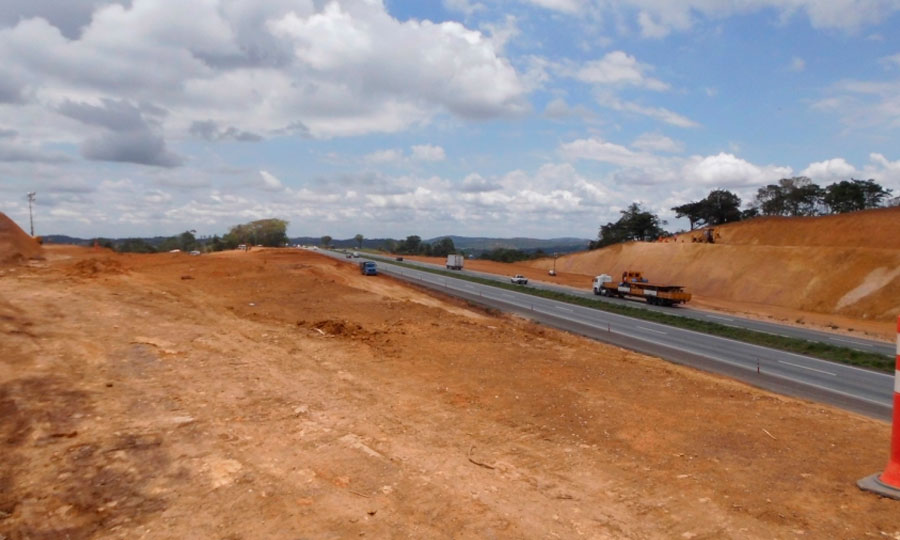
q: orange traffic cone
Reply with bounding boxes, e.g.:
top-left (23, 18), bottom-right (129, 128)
top-left (858, 315), bottom-right (900, 499)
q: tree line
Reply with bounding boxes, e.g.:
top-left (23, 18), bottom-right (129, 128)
top-left (591, 177), bottom-right (893, 249)
top-left (102, 218), bottom-right (289, 254)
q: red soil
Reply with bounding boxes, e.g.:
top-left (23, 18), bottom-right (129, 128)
top-left (0, 213), bottom-right (42, 265)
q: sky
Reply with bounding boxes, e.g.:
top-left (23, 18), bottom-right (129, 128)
top-left (1, 0), bottom-right (899, 240)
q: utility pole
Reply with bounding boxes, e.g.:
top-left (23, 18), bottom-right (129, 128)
top-left (26, 192), bottom-right (36, 236)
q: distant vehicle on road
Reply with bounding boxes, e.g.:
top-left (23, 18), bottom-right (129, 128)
top-left (446, 254), bottom-right (464, 270)
top-left (592, 271), bottom-right (691, 307)
top-left (359, 261), bottom-right (377, 275)
top-left (510, 274), bottom-right (528, 285)
top-left (352, 251), bottom-right (360, 258)
top-left (395, 256), bottom-right (404, 261)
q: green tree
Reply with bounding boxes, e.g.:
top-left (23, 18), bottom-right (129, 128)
top-left (320, 235), bottom-right (332, 248)
top-left (590, 203), bottom-right (666, 249)
top-left (158, 236), bottom-right (181, 252)
top-left (179, 230), bottom-right (197, 251)
top-left (702, 189), bottom-right (743, 225)
top-left (224, 219), bottom-right (289, 247)
top-left (480, 248), bottom-right (532, 262)
top-left (823, 179), bottom-right (892, 214)
top-left (755, 177), bottom-right (822, 216)
top-left (671, 200), bottom-right (705, 230)
top-left (116, 238), bottom-right (157, 253)
top-left (354, 233), bottom-right (364, 249)
top-left (431, 237), bottom-right (456, 257)
top-left (397, 235), bottom-right (421, 254)
top-left (207, 235), bottom-right (225, 252)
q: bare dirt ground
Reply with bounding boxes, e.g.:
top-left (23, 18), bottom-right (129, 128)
top-left (2, 245), bottom-right (899, 539)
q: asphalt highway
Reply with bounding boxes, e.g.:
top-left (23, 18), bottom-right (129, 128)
top-left (321, 250), bottom-right (895, 420)
top-left (373, 255), bottom-right (895, 357)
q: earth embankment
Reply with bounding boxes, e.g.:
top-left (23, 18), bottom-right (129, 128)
top-left (527, 207), bottom-right (900, 325)
top-left (0, 212), bottom-right (42, 264)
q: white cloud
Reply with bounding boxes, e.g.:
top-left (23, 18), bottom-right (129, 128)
top-left (862, 153), bottom-right (900, 192)
top-left (522, 0), bottom-right (583, 14)
top-left (814, 79), bottom-right (900, 130)
top-left (443, 0), bottom-right (486, 16)
top-left (561, 137), bottom-right (792, 188)
top-left (0, 0), bottom-right (531, 159)
top-left (789, 56), bottom-right (806, 72)
top-left (269, 1), bottom-right (529, 124)
top-left (683, 153), bottom-right (793, 187)
top-left (365, 145), bottom-right (446, 165)
top-left (595, 93), bottom-right (699, 128)
top-left (879, 53), bottom-right (900, 69)
top-left (411, 144), bottom-right (446, 162)
top-left (543, 97), bottom-right (595, 119)
top-left (259, 170), bottom-right (284, 192)
top-left (632, 132), bottom-right (684, 153)
top-left (637, 10), bottom-right (674, 39)
top-left (576, 51), bottom-right (668, 91)
top-left (800, 158), bottom-right (857, 182)
top-left (518, 1), bottom-right (900, 33)
top-left (365, 149), bottom-right (404, 164)
top-left (560, 137), bottom-right (658, 168)
top-left (459, 173), bottom-right (500, 193)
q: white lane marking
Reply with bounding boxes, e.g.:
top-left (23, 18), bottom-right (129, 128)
top-left (556, 306), bottom-right (574, 312)
top-left (777, 360), bottom-right (836, 376)
top-left (707, 314), bottom-right (734, 321)
top-left (501, 293), bottom-right (516, 298)
top-left (390, 267), bottom-right (894, 379)
top-left (526, 307), bottom-right (892, 408)
top-left (829, 337), bottom-right (872, 348)
top-left (637, 326), bottom-right (668, 335)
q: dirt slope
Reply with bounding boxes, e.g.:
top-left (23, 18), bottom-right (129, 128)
top-left (1, 246), bottom-right (898, 539)
top-left (526, 207), bottom-right (900, 324)
top-left (0, 212), bottom-right (42, 264)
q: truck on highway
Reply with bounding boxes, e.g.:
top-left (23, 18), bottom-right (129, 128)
top-left (592, 271), bottom-right (690, 307)
top-left (510, 274), bottom-right (528, 285)
top-left (446, 254), bottom-right (464, 270)
top-left (359, 261), bottom-right (377, 276)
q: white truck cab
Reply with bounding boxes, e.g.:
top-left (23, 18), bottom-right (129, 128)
top-left (592, 274), bottom-right (613, 294)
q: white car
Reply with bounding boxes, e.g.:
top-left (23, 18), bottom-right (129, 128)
top-left (510, 274), bottom-right (528, 285)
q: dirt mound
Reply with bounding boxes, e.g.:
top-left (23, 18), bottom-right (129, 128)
top-left (0, 213), bottom-right (43, 265)
top-left (682, 206), bottom-right (900, 249)
top-left (66, 257), bottom-right (127, 278)
top-left (529, 208), bottom-right (900, 323)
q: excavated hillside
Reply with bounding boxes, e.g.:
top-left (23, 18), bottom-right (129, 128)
top-left (527, 207), bottom-right (900, 325)
top-left (0, 212), bottom-right (42, 265)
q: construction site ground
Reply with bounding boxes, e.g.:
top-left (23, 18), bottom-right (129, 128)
top-left (1, 245), bottom-right (899, 539)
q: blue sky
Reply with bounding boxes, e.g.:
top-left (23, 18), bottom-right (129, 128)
top-left (1, 0), bottom-right (898, 240)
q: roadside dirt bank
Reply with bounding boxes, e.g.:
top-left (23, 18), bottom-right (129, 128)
top-left (1, 245), bottom-right (898, 539)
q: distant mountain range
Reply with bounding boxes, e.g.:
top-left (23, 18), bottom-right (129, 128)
top-left (42, 234), bottom-right (175, 246)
